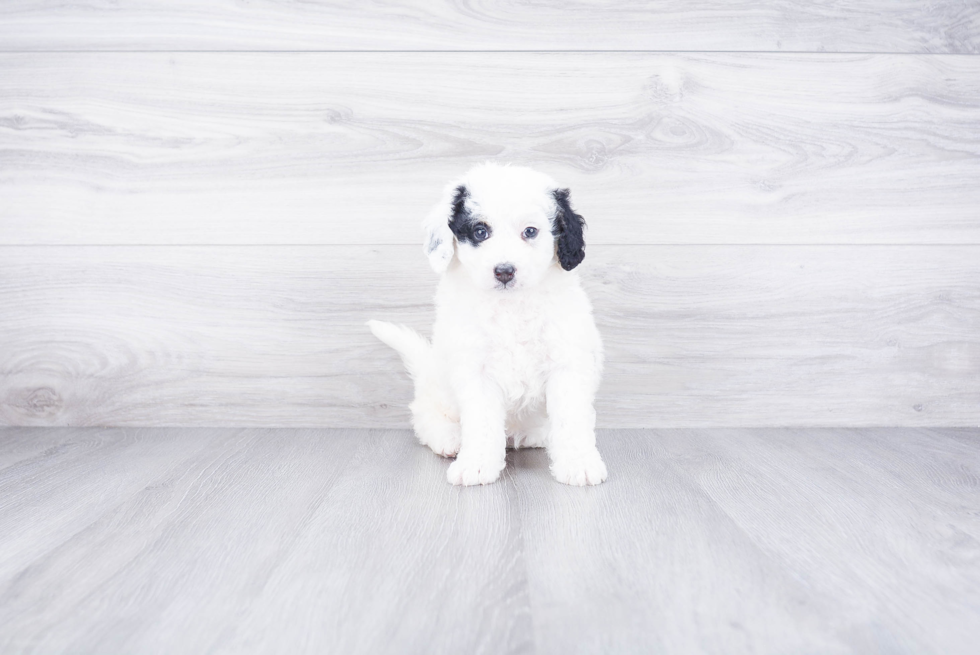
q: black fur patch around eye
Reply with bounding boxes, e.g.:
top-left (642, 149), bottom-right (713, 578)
top-left (448, 185), bottom-right (474, 244)
top-left (552, 188), bottom-right (586, 271)
top-left (448, 185), bottom-right (487, 247)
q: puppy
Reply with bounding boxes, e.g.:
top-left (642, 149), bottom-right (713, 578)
top-left (368, 163), bottom-right (607, 486)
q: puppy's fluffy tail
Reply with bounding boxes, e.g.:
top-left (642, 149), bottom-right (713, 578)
top-left (367, 320), bottom-right (432, 381)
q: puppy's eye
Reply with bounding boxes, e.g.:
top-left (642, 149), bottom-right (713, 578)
top-left (522, 226), bottom-right (538, 239)
top-left (473, 224), bottom-right (490, 241)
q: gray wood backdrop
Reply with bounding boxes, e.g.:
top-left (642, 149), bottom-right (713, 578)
top-left (1, 2), bottom-right (979, 428)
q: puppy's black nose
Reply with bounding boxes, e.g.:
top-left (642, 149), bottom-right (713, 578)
top-left (494, 263), bottom-right (516, 284)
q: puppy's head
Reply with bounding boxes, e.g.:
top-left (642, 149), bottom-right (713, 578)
top-left (422, 163), bottom-right (586, 291)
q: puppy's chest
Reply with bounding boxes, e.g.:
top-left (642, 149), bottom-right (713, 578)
top-left (481, 303), bottom-right (551, 402)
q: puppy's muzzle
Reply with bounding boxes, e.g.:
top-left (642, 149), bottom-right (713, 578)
top-left (494, 263), bottom-right (516, 285)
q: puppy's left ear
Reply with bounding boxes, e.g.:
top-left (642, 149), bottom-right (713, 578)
top-left (552, 188), bottom-right (586, 271)
top-left (421, 182), bottom-right (462, 274)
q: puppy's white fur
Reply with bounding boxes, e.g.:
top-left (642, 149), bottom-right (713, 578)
top-left (369, 163), bottom-right (606, 486)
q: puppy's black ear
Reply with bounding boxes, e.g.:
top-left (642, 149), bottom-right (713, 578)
top-left (552, 188), bottom-right (586, 271)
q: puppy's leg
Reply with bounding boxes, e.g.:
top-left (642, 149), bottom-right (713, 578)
top-left (446, 378), bottom-right (507, 486)
top-left (545, 369), bottom-right (607, 486)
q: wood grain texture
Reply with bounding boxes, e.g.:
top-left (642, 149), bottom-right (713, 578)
top-left (0, 428), bottom-right (532, 654)
top-left (2, 427), bottom-right (979, 653)
top-left (512, 427), bottom-right (980, 653)
top-left (1, 245), bottom-right (977, 428)
top-left (0, 1), bottom-right (977, 53)
top-left (3, 53), bottom-right (980, 245)
top-left (654, 427), bottom-right (980, 653)
top-left (510, 436), bottom-right (849, 654)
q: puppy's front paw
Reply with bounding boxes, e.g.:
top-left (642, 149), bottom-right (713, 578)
top-left (550, 448), bottom-right (608, 486)
top-left (447, 454), bottom-right (505, 486)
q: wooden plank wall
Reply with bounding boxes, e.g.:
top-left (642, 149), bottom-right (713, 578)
top-left (1, 3), bottom-right (978, 428)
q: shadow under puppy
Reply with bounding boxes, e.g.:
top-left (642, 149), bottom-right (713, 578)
top-left (369, 163), bottom-right (606, 486)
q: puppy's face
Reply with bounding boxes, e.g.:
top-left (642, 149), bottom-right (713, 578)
top-left (423, 164), bottom-right (586, 291)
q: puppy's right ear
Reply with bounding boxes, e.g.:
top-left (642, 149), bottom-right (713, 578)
top-left (421, 183), bottom-right (466, 274)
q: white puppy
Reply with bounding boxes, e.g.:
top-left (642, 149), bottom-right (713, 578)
top-left (368, 163), bottom-right (607, 486)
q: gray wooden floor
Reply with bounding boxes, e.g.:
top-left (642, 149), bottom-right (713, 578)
top-left (1, 428), bottom-right (978, 654)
